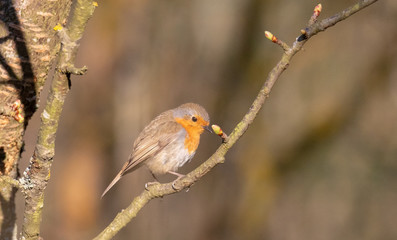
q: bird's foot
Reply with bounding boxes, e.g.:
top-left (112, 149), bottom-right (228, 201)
top-left (168, 171), bottom-right (185, 190)
top-left (172, 179), bottom-right (181, 190)
top-left (145, 181), bottom-right (160, 190)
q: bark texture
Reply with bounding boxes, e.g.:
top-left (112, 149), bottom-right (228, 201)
top-left (0, 0), bottom-right (72, 239)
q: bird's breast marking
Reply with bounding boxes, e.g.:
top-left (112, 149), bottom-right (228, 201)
top-left (174, 118), bottom-right (203, 153)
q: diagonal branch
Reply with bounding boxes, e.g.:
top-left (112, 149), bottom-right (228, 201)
top-left (94, 1), bottom-right (378, 239)
top-left (20, 1), bottom-right (97, 239)
top-left (304, 0), bottom-right (377, 38)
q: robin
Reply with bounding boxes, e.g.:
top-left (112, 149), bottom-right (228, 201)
top-left (101, 103), bottom-right (211, 198)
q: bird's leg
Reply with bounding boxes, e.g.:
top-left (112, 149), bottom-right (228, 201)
top-left (168, 171), bottom-right (185, 190)
top-left (168, 171), bottom-right (185, 178)
top-left (151, 172), bottom-right (159, 182)
top-left (145, 173), bottom-right (161, 190)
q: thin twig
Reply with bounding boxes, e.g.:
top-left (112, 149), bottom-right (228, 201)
top-left (0, 175), bottom-right (21, 188)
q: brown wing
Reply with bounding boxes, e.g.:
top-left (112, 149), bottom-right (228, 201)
top-left (121, 113), bottom-right (182, 175)
top-left (101, 115), bottom-right (182, 198)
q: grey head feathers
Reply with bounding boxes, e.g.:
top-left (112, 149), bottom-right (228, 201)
top-left (172, 103), bottom-right (210, 122)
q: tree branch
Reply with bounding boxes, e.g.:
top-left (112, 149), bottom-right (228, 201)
top-left (94, 1), bottom-right (378, 239)
top-left (20, 1), bottom-right (97, 239)
top-left (304, 0), bottom-right (377, 38)
top-left (0, 1), bottom-right (73, 237)
top-left (0, 175), bottom-right (21, 188)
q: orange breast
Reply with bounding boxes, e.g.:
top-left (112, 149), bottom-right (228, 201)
top-left (175, 118), bottom-right (205, 153)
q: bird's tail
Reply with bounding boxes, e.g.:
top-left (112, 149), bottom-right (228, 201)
top-left (101, 162), bottom-right (129, 198)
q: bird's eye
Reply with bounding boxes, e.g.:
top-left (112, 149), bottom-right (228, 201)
top-left (191, 116), bottom-right (197, 122)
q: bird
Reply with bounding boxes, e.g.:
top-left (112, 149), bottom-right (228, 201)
top-left (101, 103), bottom-right (211, 198)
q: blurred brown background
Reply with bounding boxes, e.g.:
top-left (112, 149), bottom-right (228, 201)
top-left (17, 0), bottom-right (397, 239)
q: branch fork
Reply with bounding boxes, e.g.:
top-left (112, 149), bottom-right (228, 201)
top-left (265, 3), bottom-right (323, 49)
top-left (54, 25), bottom-right (88, 75)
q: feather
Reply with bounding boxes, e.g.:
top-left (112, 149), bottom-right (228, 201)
top-left (101, 113), bottom-right (183, 197)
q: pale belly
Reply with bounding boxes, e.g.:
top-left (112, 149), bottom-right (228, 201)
top-left (144, 140), bottom-right (195, 175)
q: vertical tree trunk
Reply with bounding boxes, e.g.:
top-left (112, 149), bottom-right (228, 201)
top-left (0, 0), bottom-right (72, 238)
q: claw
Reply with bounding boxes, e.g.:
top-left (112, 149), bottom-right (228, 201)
top-left (172, 181), bottom-right (179, 190)
top-left (145, 181), bottom-right (160, 190)
top-left (168, 171), bottom-right (185, 190)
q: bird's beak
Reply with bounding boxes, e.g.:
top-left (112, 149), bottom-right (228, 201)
top-left (204, 125), bottom-right (213, 133)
